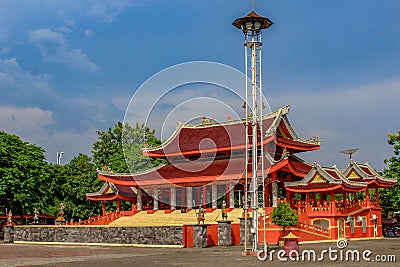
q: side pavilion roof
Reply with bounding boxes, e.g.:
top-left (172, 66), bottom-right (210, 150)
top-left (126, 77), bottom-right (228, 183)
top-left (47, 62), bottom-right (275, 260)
top-left (341, 160), bottom-right (397, 188)
top-left (285, 163), bottom-right (368, 193)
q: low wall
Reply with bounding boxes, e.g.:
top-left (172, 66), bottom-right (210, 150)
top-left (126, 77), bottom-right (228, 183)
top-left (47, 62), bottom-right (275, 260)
top-left (12, 226), bottom-right (183, 246)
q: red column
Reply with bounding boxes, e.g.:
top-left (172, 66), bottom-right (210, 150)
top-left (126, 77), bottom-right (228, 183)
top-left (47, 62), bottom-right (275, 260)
top-left (181, 187), bottom-right (185, 208)
top-left (197, 187), bottom-right (201, 208)
top-left (306, 193), bottom-right (310, 210)
top-left (202, 186), bottom-right (207, 208)
top-left (117, 198), bottom-right (121, 213)
top-left (331, 192), bottom-right (336, 214)
top-left (225, 184), bottom-right (230, 207)
top-left (287, 191), bottom-right (292, 204)
top-left (102, 201), bottom-right (106, 216)
top-left (264, 183), bottom-right (269, 207)
top-left (366, 188), bottom-right (370, 206)
top-left (375, 188), bottom-right (379, 206)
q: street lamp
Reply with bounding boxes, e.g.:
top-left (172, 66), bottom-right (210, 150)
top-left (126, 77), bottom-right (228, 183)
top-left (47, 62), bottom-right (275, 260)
top-left (56, 151), bottom-right (64, 165)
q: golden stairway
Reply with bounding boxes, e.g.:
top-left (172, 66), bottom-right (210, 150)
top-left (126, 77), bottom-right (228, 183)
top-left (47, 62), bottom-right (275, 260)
top-left (109, 209), bottom-right (244, 227)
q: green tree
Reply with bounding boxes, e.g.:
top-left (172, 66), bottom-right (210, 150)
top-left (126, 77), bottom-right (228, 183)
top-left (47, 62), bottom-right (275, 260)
top-left (0, 131), bottom-right (49, 215)
top-left (60, 153), bottom-right (103, 220)
top-left (271, 202), bottom-right (299, 236)
top-left (379, 131), bottom-right (400, 217)
top-left (92, 122), bottom-right (164, 173)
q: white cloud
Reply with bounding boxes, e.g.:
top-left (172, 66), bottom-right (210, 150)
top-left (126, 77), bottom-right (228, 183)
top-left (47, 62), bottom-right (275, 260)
top-left (0, 106), bottom-right (54, 138)
top-left (269, 78), bottom-right (400, 171)
top-left (86, 0), bottom-right (136, 22)
top-left (0, 105), bottom-right (97, 164)
top-left (29, 29), bottom-right (100, 72)
top-left (0, 48), bottom-right (10, 55)
top-left (0, 57), bottom-right (52, 96)
top-left (84, 29), bottom-right (94, 37)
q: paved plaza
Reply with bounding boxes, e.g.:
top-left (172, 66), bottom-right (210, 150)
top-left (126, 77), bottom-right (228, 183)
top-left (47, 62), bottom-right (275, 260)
top-left (0, 239), bottom-right (399, 267)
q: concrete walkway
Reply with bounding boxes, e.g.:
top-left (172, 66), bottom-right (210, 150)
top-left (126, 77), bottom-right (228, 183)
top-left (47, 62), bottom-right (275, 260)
top-left (0, 239), bottom-right (399, 267)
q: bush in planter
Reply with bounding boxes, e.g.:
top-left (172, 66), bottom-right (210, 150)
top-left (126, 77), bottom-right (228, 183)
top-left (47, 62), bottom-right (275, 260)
top-left (271, 202), bottom-right (299, 243)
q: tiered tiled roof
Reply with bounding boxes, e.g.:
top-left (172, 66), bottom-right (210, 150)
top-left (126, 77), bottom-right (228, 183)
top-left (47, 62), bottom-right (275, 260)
top-left (285, 160), bottom-right (397, 193)
top-left (97, 157), bottom-right (247, 187)
top-left (143, 105), bottom-right (320, 158)
top-left (86, 182), bottom-right (137, 201)
top-left (342, 160), bottom-right (397, 188)
top-left (285, 163), bottom-right (368, 193)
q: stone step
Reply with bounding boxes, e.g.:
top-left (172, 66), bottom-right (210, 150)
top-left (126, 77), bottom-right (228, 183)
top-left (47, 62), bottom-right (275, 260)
top-left (109, 209), bottom-right (244, 227)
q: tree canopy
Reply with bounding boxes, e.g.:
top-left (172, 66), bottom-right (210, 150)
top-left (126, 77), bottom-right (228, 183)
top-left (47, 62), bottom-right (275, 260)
top-left (92, 122), bottom-right (164, 173)
top-left (379, 131), bottom-right (400, 217)
top-left (0, 121), bottom-right (164, 222)
top-left (271, 202), bottom-right (299, 235)
top-left (0, 131), bottom-right (48, 215)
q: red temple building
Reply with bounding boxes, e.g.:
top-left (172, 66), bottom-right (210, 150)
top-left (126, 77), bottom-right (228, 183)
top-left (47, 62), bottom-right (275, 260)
top-left (86, 104), bottom-right (396, 243)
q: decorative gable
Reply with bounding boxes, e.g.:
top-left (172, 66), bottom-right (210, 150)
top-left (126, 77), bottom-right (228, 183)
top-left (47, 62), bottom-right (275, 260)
top-left (310, 173), bottom-right (326, 183)
top-left (105, 186), bottom-right (114, 194)
top-left (348, 170), bottom-right (360, 180)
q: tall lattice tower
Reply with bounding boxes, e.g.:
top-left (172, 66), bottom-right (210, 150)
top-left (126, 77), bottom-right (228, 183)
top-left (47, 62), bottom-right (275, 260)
top-left (233, 5), bottom-right (273, 253)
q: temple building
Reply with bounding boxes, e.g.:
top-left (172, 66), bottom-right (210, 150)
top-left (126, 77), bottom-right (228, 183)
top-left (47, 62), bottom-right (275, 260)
top-left (86, 104), bottom-right (396, 243)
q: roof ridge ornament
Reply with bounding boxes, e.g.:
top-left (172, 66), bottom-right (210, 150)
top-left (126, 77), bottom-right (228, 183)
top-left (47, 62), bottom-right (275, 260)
top-left (341, 147), bottom-right (359, 162)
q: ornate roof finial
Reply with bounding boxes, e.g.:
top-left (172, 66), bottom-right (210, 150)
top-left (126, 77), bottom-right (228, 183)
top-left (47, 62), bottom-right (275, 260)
top-left (252, 0), bottom-right (254, 11)
top-left (341, 147), bottom-right (359, 162)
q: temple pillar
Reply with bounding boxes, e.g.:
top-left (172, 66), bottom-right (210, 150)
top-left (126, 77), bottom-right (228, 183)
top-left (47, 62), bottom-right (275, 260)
top-left (375, 188), bottom-right (379, 205)
top-left (343, 193), bottom-right (347, 212)
top-left (212, 184), bottom-right (217, 209)
top-left (265, 183), bottom-right (269, 207)
top-left (306, 193), bottom-right (310, 210)
top-left (202, 186), bottom-right (207, 208)
top-left (331, 192), bottom-right (336, 214)
top-left (287, 191), bottom-right (292, 204)
top-left (229, 184), bottom-right (235, 209)
top-left (181, 187), bottom-right (185, 208)
top-left (153, 188), bottom-right (159, 210)
top-left (225, 184), bottom-right (230, 207)
top-left (272, 182), bottom-right (278, 207)
top-left (171, 186), bottom-right (176, 210)
top-left (197, 187), bottom-right (201, 208)
top-left (187, 187), bottom-right (193, 209)
top-left (102, 201), bottom-right (106, 216)
top-left (272, 172), bottom-right (278, 207)
top-left (137, 188), bottom-right (142, 211)
top-left (366, 188), bottom-right (370, 206)
top-left (117, 198), bottom-right (121, 213)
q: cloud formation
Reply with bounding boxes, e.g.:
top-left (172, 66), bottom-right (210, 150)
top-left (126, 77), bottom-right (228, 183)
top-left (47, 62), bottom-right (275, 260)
top-left (0, 57), bottom-right (52, 98)
top-left (0, 106), bottom-right (97, 164)
top-left (270, 78), bottom-right (400, 170)
top-left (29, 29), bottom-right (100, 72)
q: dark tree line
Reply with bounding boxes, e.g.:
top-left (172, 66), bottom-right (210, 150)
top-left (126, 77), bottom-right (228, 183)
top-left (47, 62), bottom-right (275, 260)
top-left (0, 122), bottom-right (163, 222)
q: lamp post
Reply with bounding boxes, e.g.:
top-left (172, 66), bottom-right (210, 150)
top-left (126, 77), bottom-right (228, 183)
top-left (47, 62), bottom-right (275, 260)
top-left (56, 151), bottom-right (64, 165)
top-left (233, 7), bottom-right (273, 253)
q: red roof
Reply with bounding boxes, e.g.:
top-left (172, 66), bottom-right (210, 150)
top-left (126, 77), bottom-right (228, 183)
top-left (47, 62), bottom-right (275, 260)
top-left (98, 157), bottom-right (247, 187)
top-left (285, 164), bottom-right (368, 193)
top-left (144, 106), bottom-right (320, 158)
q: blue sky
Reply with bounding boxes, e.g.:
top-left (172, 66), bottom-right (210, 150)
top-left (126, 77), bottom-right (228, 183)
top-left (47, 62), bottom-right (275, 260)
top-left (0, 0), bottom-right (399, 171)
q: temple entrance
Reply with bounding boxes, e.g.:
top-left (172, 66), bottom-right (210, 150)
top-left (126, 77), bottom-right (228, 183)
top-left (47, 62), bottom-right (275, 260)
top-left (338, 218), bottom-right (345, 239)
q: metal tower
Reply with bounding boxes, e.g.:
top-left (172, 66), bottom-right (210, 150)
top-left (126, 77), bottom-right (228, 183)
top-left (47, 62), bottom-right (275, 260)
top-left (233, 7), bottom-right (273, 253)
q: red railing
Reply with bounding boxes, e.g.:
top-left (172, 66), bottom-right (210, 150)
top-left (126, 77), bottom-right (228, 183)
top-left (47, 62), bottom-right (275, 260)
top-left (69, 212), bottom-right (122, 226)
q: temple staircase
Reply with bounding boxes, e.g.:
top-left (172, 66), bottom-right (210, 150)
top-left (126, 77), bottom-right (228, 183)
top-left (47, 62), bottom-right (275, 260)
top-left (109, 209), bottom-right (244, 227)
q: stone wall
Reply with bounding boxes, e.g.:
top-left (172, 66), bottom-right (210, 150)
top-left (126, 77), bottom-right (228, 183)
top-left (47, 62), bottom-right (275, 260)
top-left (218, 221), bottom-right (232, 246)
top-left (192, 224), bottom-right (208, 248)
top-left (4, 226), bottom-right (14, 243)
top-left (13, 226), bottom-right (183, 246)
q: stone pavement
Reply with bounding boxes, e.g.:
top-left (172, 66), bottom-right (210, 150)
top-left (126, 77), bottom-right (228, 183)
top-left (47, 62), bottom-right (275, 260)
top-left (0, 239), bottom-right (399, 267)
